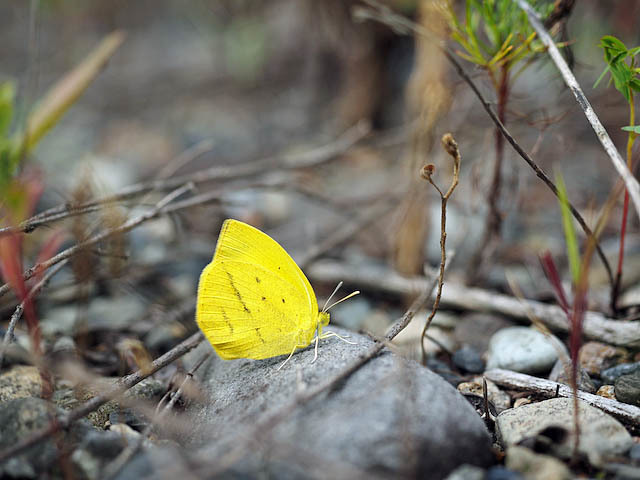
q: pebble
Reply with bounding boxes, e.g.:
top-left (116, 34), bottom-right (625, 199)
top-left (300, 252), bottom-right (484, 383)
top-left (601, 362), bottom-right (640, 385)
top-left (457, 377), bottom-right (511, 413)
top-left (392, 316), bottom-right (458, 361)
top-left (630, 443), bottom-right (640, 463)
top-left (579, 341), bottom-right (628, 376)
top-left (444, 464), bottom-right (486, 480)
top-left (486, 327), bottom-right (558, 374)
top-left (505, 445), bottom-right (571, 480)
top-left (0, 397), bottom-right (86, 478)
top-left (496, 397), bottom-right (632, 466)
top-left (486, 465), bottom-right (524, 480)
top-left (597, 385), bottom-right (616, 399)
top-left (0, 365), bottom-right (44, 402)
top-left (615, 370), bottom-right (640, 406)
top-left (454, 313), bottom-right (512, 354)
top-left (453, 345), bottom-right (485, 374)
top-left (187, 327), bottom-right (494, 478)
top-left (548, 359), bottom-right (596, 393)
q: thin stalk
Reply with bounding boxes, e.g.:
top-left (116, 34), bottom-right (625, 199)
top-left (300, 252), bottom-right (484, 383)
top-left (468, 64), bottom-right (510, 282)
top-left (612, 88), bottom-right (636, 312)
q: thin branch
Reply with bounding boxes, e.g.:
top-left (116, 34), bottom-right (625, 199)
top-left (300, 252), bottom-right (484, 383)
top-left (102, 351), bottom-right (211, 480)
top-left (485, 368), bottom-right (640, 427)
top-left (4, 122), bottom-right (370, 238)
top-left (0, 259), bottom-right (69, 367)
top-left (420, 134), bottom-right (460, 363)
top-left (355, 0), bottom-right (614, 293)
top-left (307, 260), bottom-right (640, 348)
top-left (0, 186), bottom-right (222, 299)
top-left (515, 0), bottom-right (640, 223)
top-left (0, 331), bottom-right (204, 464)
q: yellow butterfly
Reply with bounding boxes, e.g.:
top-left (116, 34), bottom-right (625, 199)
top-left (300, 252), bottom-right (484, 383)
top-left (196, 219), bottom-right (358, 368)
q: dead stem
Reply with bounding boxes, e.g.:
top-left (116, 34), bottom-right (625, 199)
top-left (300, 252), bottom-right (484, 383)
top-left (0, 185), bottom-right (215, 299)
top-left (0, 259), bottom-right (69, 367)
top-left (420, 134), bottom-right (460, 364)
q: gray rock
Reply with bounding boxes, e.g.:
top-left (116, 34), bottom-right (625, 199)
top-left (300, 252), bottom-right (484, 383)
top-left (486, 327), bottom-right (558, 374)
top-left (0, 366), bottom-right (44, 402)
top-left (71, 430), bottom-right (128, 480)
top-left (496, 397), bottom-right (632, 466)
top-left (548, 359), bottom-right (596, 393)
top-left (187, 327), bottom-right (493, 479)
top-left (578, 341), bottom-right (628, 376)
top-left (444, 464), bottom-right (487, 480)
top-left (505, 445), bottom-right (571, 480)
top-left (0, 398), bottom-right (63, 478)
top-left (615, 370), bottom-right (640, 406)
top-left (486, 466), bottom-right (525, 479)
top-left (602, 362), bottom-right (640, 385)
top-left (453, 345), bottom-right (485, 374)
top-left (454, 313), bottom-right (512, 355)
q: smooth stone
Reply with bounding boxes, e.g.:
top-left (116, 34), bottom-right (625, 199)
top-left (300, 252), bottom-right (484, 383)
top-left (616, 371), bottom-right (640, 406)
top-left (602, 362), bottom-right (640, 385)
top-left (630, 443), bottom-right (640, 462)
top-left (496, 397), bottom-right (632, 466)
top-left (486, 327), bottom-right (558, 374)
top-left (444, 464), bottom-right (487, 480)
top-left (579, 341), bottom-right (628, 376)
top-left (144, 322), bottom-right (187, 352)
top-left (0, 342), bottom-right (31, 367)
top-left (486, 465), bottom-right (524, 480)
top-left (453, 345), bottom-right (485, 374)
top-left (548, 359), bottom-right (596, 393)
top-left (187, 327), bottom-right (493, 479)
top-left (505, 445), bottom-right (571, 480)
top-left (0, 366), bottom-right (43, 402)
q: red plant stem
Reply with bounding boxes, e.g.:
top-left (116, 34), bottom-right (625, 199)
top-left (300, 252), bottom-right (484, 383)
top-left (613, 89), bottom-right (636, 312)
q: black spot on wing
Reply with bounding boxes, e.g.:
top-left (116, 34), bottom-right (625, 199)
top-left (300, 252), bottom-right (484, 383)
top-left (281, 298), bottom-right (285, 303)
top-left (255, 277), bottom-right (261, 283)
top-left (224, 268), bottom-right (251, 314)
top-left (255, 328), bottom-right (265, 343)
top-left (222, 307), bottom-right (233, 334)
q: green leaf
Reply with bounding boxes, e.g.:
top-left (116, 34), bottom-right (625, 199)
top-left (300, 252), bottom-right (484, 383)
top-left (556, 173), bottom-right (581, 285)
top-left (622, 125), bottom-right (640, 133)
top-left (0, 82), bottom-right (15, 138)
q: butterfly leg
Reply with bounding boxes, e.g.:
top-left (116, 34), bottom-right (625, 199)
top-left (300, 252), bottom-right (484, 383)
top-left (276, 345), bottom-right (299, 371)
top-left (319, 331), bottom-right (357, 345)
top-left (311, 334), bottom-right (320, 364)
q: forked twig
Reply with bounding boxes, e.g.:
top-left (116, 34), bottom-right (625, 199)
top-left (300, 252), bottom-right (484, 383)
top-left (419, 134), bottom-right (460, 363)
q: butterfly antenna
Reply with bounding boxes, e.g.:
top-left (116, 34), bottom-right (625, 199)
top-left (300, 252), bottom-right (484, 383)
top-left (325, 290), bottom-right (360, 312)
top-left (322, 281), bottom-right (344, 313)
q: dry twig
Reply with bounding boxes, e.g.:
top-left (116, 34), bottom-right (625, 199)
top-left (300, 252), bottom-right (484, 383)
top-left (0, 260), bottom-right (69, 367)
top-left (419, 134), bottom-right (460, 363)
top-left (307, 260), bottom-right (640, 347)
top-left (485, 368), bottom-right (640, 426)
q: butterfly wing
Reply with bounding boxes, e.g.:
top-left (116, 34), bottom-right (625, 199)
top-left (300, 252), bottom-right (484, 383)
top-left (196, 219), bottom-right (318, 360)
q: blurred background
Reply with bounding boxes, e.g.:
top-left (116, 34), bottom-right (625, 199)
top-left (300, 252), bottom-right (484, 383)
top-left (1, 0), bottom-right (640, 370)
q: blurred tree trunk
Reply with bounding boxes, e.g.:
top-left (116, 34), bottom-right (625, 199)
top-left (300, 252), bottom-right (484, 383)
top-left (392, 0), bottom-right (451, 275)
